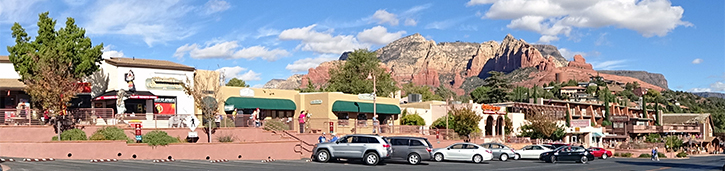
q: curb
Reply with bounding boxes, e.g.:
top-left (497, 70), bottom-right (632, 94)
top-left (261, 159), bottom-right (276, 163)
top-left (210, 159), bottom-right (228, 163)
top-left (90, 159), bottom-right (118, 163)
top-left (23, 158), bottom-right (55, 162)
top-left (153, 159), bottom-right (175, 163)
top-left (0, 159), bottom-right (16, 162)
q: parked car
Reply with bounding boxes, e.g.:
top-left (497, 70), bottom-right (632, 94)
top-left (545, 143), bottom-right (570, 149)
top-left (588, 147), bottom-right (613, 160)
top-left (480, 142), bottom-right (517, 161)
top-left (312, 134), bottom-right (393, 165)
top-left (515, 145), bottom-right (553, 159)
top-left (384, 136), bottom-right (433, 165)
top-left (432, 143), bottom-right (493, 163)
top-left (539, 146), bottom-right (595, 164)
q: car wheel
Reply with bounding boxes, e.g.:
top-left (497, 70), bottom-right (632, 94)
top-left (580, 156), bottom-right (588, 164)
top-left (473, 154), bottom-right (483, 163)
top-left (434, 153), bottom-right (444, 162)
top-left (602, 154), bottom-right (608, 160)
top-left (363, 152), bottom-right (380, 165)
top-left (514, 153), bottom-right (521, 160)
top-left (408, 153), bottom-right (421, 165)
top-left (500, 153), bottom-right (509, 161)
top-left (315, 150), bottom-right (330, 162)
top-left (550, 156), bottom-right (557, 164)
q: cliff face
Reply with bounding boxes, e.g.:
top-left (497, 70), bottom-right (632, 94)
top-left (532, 44), bottom-right (568, 67)
top-left (263, 74), bottom-right (303, 90)
top-left (597, 70), bottom-right (669, 89)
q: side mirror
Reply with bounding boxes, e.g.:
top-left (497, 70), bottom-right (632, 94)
top-left (447, 148), bottom-right (451, 150)
top-left (336, 141), bottom-right (339, 144)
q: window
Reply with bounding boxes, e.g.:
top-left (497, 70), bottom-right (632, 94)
top-left (367, 137), bottom-right (379, 143)
top-left (391, 139), bottom-right (409, 146)
top-left (532, 146), bottom-right (543, 150)
top-left (410, 140), bottom-right (425, 146)
top-left (524, 146), bottom-right (534, 150)
top-left (339, 136), bottom-right (353, 143)
top-left (465, 144), bottom-right (478, 149)
top-left (490, 144), bottom-right (501, 149)
top-left (450, 144), bottom-right (464, 149)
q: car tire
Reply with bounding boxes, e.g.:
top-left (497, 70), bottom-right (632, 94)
top-left (550, 156), bottom-right (557, 164)
top-left (407, 153), bottom-right (421, 165)
top-left (315, 150), bottom-right (330, 162)
top-left (434, 153), bottom-right (444, 162)
top-left (473, 154), bottom-right (483, 163)
top-left (363, 152), bottom-right (380, 165)
top-left (500, 153), bottom-right (509, 161)
top-left (514, 153), bottom-right (521, 160)
top-left (602, 154), bottom-right (608, 160)
top-left (580, 156), bottom-right (588, 164)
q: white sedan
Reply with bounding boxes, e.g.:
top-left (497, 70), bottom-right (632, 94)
top-left (432, 143), bottom-right (493, 163)
top-left (514, 145), bottom-right (553, 159)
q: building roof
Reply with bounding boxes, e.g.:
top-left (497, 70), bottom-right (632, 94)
top-left (400, 101), bottom-right (447, 109)
top-left (0, 78), bottom-right (25, 90)
top-left (0, 56), bottom-right (9, 63)
top-left (104, 57), bottom-right (195, 71)
top-left (561, 86), bottom-right (585, 90)
top-left (662, 113), bottom-right (711, 125)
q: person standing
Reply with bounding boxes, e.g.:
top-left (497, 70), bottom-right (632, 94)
top-left (318, 132), bottom-right (327, 143)
top-left (329, 132), bottom-right (338, 142)
top-left (251, 108), bottom-right (260, 127)
top-left (651, 147), bottom-right (659, 161)
top-left (372, 115), bottom-right (379, 134)
top-left (214, 114), bottom-right (221, 128)
top-left (299, 111), bottom-right (306, 133)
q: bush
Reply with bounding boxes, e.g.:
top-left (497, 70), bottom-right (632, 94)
top-left (262, 119), bottom-right (289, 131)
top-left (142, 130), bottom-right (179, 146)
top-left (621, 153), bottom-right (633, 157)
top-left (613, 153), bottom-right (620, 157)
top-left (90, 126), bottom-right (133, 143)
top-left (645, 133), bottom-right (661, 143)
top-left (430, 114), bottom-right (455, 130)
top-left (217, 134), bottom-right (235, 143)
top-left (401, 113), bottom-right (425, 126)
top-left (657, 152), bottom-right (666, 158)
top-left (676, 152), bottom-right (687, 158)
top-left (638, 153), bottom-right (652, 158)
top-left (664, 136), bottom-right (683, 151)
top-left (51, 128), bottom-right (87, 141)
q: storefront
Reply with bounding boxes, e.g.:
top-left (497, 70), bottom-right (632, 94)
top-left (565, 119), bottom-right (606, 148)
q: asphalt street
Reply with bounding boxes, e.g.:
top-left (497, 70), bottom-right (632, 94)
top-left (1, 156), bottom-right (723, 171)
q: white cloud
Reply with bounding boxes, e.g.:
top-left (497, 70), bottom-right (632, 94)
top-left (591, 60), bottom-right (627, 70)
top-left (692, 58), bottom-right (703, 64)
top-left (558, 48), bottom-right (586, 61)
top-left (595, 32), bottom-right (611, 46)
top-left (203, 0), bottom-right (230, 15)
top-left (472, 0), bottom-right (692, 43)
top-left (101, 45), bottom-right (125, 59)
top-left (174, 41), bottom-right (289, 61)
top-left (285, 54), bottom-right (338, 73)
top-left (357, 26), bottom-right (406, 45)
top-left (371, 10), bottom-right (399, 26)
top-left (278, 24), bottom-right (369, 54)
top-left (689, 82), bottom-right (725, 92)
top-left (216, 66), bottom-right (261, 81)
top-left (404, 18), bottom-right (417, 26)
top-left (255, 27), bottom-right (280, 39)
top-left (0, 0), bottom-right (44, 24)
top-left (83, 0), bottom-right (200, 46)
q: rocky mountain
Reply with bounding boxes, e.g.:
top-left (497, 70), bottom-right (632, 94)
top-left (597, 70), bottom-right (668, 89)
top-left (262, 74), bottom-right (304, 90)
top-left (265, 33), bottom-right (667, 94)
top-left (693, 92), bottom-right (725, 99)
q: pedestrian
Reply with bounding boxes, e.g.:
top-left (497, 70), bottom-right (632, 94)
top-left (214, 114), bottom-right (221, 128)
top-left (252, 108), bottom-right (260, 127)
top-left (299, 111), bottom-right (306, 133)
top-left (436, 130), bottom-right (440, 143)
top-left (372, 115), bottom-right (379, 134)
top-left (232, 108), bottom-right (238, 122)
top-left (652, 147), bottom-right (659, 161)
top-left (318, 132), bottom-right (327, 143)
top-left (329, 132), bottom-right (338, 142)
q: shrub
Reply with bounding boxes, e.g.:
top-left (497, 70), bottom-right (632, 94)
top-left (142, 130), bottom-right (179, 146)
top-left (263, 119), bottom-right (289, 131)
top-left (613, 153), bottom-right (620, 157)
top-left (401, 113), bottom-right (425, 126)
top-left (621, 153), bottom-right (633, 157)
top-left (90, 126), bottom-right (133, 143)
top-left (664, 136), bottom-right (683, 151)
top-left (657, 152), bottom-right (666, 158)
top-left (217, 134), bottom-right (235, 143)
top-left (676, 152), bottom-right (687, 158)
top-left (51, 128), bottom-right (87, 141)
top-left (645, 133), bottom-right (661, 143)
top-left (430, 114), bottom-right (455, 130)
top-left (638, 153), bottom-right (652, 158)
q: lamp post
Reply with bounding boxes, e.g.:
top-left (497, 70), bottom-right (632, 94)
top-left (367, 73), bottom-right (377, 133)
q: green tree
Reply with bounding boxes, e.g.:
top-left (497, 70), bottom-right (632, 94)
top-left (585, 85), bottom-right (598, 95)
top-left (401, 111), bottom-right (426, 126)
top-left (564, 79), bottom-right (578, 86)
top-left (299, 79), bottom-right (321, 93)
top-left (326, 49), bottom-right (397, 97)
top-left (471, 71), bottom-right (511, 104)
top-left (430, 114), bottom-right (455, 130)
top-left (509, 86), bottom-right (529, 102)
top-left (402, 82), bottom-right (442, 101)
top-left (470, 86), bottom-right (491, 104)
top-left (435, 85), bottom-right (457, 101)
top-left (225, 78), bottom-right (249, 87)
top-left (8, 12), bottom-right (103, 138)
top-left (645, 133), bottom-right (661, 143)
top-left (451, 107), bottom-right (483, 141)
top-left (664, 136), bottom-right (683, 151)
top-left (565, 109), bottom-right (571, 127)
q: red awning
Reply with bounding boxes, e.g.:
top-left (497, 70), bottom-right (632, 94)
top-left (93, 90), bottom-right (157, 100)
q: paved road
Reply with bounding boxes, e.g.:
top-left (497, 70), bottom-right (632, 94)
top-left (1, 156), bottom-right (723, 171)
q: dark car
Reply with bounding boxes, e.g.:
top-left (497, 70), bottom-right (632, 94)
top-left (539, 146), bottom-right (595, 164)
top-left (545, 143), bottom-right (570, 149)
top-left (384, 137), bottom-right (434, 165)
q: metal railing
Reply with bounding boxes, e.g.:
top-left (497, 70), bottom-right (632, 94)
top-left (0, 109), bottom-right (38, 125)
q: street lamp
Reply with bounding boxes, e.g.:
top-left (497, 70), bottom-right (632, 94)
top-left (367, 73), bottom-right (377, 133)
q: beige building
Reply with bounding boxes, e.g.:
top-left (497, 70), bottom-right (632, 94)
top-left (400, 101), bottom-right (447, 128)
top-left (218, 87), bottom-right (401, 134)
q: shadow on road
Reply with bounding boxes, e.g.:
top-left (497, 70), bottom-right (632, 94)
top-left (616, 160), bottom-right (721, 170)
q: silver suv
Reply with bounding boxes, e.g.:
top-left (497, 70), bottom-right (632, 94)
top-left (384, 136), bottom-right (433, 165)
top-left (313, 134), bottom-right (392, 165)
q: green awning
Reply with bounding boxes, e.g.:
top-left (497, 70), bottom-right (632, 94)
top-left (592, 132), bottom-right (605, 137)
top-left (225, 97), bottom-right (297, 111)
top-left (331, 100), bottom-right (401, 114)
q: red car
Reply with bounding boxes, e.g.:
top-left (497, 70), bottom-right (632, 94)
top-left (588, 147), bottom-right (613, 160)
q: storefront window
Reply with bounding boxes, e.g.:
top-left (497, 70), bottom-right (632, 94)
top-left (125, 99), bottom-right (146, 114)
top-left (153, 96), bottom-right (176, 115)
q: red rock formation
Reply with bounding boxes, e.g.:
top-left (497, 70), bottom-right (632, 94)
top-left (299, 61), bottom-right (341, 89)
top-left (411, 68), bottom-right (440, 88)
top-left (567, 54), bottom-right (593, 70)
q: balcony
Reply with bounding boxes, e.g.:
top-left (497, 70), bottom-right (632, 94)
top-left (662, 125), bottom-right (701, 133)
top-left (626, 125), bottom-right (701, 134)
top-left (628, 125), bottom-right (660, 133)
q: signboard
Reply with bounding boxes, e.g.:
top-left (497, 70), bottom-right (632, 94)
top-left (239, 88), bottom-right (254, 97)
top-left (611, 116), bottom-right (629, 122)
top-left (358, 94), bottom-right (375, 101)
top-left (570, 119), bottom-right (591, 128)
top-left (224, 105), bottom-right (235, 111)
top-left (310, 100), bottom-right (322, 105)
top-left (184, 115), bottom-right (200, 132)
top-left (153, 103), bottom-right (176, 115)
top-left (145, 77), bottom-right (184, 90)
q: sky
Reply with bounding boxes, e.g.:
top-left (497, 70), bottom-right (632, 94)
top-left (0, 0), bottom-right (723, 93)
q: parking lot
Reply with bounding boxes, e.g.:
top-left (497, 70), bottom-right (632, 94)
top-left (1, 156), bottom-right (723, 171)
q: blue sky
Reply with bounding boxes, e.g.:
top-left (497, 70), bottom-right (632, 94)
top-left (0, 0), bottom-right (723, 92)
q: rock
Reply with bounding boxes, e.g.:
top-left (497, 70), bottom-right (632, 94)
top-left (566, 54), bottom-right (593, 70)
top-left (299, 61), bottom-right (344, 89)
top-left (597, 70), bottom-right (669, 89)
top-left (263, 74), bottom-right (303, 90)
top-left (532, 44), bottom-right (568, 67)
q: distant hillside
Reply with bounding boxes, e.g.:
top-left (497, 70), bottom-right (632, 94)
top-left (597, 70), bottom-right (668, 89)
top-left (693, 92), bottom-right (725, 99)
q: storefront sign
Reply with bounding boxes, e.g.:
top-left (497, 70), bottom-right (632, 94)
top-left (611, 116), bottom-right (629, 121)
top-left (358, 94), bottom-right (375, 101)
top-left (570, 119), bottom-right (591, 128)
top-left (145, 77), bottom-right (184, 90)
top-left (154, 103), bottom-right (176, 115)
top-left (239, 88), bottom-right (254, 97)
top-left (310, 100), bottom-right (323, 105)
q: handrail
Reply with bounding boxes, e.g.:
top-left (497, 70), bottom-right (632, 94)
top-left (280, 130), bottom-right (314, 147)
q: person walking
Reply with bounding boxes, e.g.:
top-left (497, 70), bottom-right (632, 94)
top-left (299, 111), bottom-right (306, 133)
top-left (251, 108), bottom-right (260, 127)
top-left (372, 115), bottom-right (379, 134)
top-left (214, 114), bottom-right (221, 128)
top-left (318, 132), bottom-right (327, 143)
top-left (651, 147), bottom-right (659, 161)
